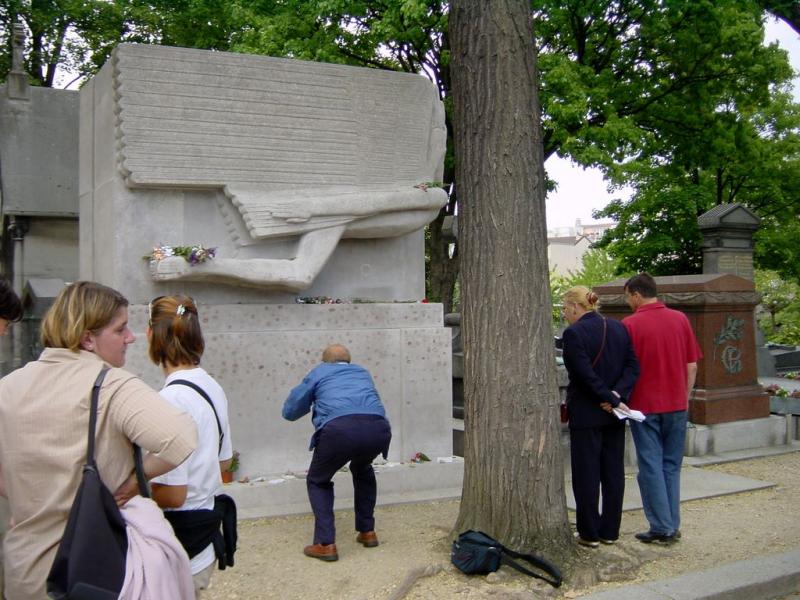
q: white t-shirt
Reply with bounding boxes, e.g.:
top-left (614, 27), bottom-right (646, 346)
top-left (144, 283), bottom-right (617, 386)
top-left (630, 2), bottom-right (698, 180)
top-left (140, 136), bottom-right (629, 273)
top-left (151, 367), bottom-right (233, 574)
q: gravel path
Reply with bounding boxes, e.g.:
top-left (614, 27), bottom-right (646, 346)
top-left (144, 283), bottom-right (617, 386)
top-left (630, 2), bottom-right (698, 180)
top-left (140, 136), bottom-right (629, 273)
top-left (204, 451), bottom-right (800, 599)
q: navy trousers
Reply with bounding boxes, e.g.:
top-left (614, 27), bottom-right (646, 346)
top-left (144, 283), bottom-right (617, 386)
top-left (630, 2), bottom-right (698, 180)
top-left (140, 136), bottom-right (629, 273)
top-left (306, 414), bottom-right (392, 545)
top-left (570, 422), bottom-right (626, 542)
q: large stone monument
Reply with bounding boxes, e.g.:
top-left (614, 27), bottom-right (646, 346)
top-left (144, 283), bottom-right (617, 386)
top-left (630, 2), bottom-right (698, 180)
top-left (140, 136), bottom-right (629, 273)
top-left (81, 44), bottom-right (447, 298)
top-left (80, 44), bottom-right (456, 514)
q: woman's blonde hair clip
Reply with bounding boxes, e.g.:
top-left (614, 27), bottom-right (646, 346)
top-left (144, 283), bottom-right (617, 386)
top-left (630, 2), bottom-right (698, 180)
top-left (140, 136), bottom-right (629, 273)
top-left (176, 304), bottom-right (186, 316)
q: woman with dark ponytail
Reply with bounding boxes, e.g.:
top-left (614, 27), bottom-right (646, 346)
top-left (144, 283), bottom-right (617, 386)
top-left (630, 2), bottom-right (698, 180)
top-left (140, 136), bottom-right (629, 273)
top-left (147, 295), bottom-right (234, 596)
top-left (561, 286), bottom-right (639, 548)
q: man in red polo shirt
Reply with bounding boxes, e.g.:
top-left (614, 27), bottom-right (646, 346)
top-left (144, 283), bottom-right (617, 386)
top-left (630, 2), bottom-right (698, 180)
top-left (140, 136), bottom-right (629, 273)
top-left (623, 273), bottom-right (702, 545)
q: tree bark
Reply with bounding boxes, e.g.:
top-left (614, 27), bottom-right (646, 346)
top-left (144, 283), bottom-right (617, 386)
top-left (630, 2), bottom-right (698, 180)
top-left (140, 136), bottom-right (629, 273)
top-left (426, 203), bottom-right (459, 313)
top-left (450, 0), bottom-right (573, 560)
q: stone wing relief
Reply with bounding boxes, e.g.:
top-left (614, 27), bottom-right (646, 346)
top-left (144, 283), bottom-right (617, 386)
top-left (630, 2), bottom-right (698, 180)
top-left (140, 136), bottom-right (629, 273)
top-left (112, 44), bottom-right (447, 290)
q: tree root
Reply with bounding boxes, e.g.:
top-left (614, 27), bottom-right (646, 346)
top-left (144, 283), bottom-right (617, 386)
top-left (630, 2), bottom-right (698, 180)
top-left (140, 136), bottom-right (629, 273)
top-left (386, 563), bottom-right (447, 600)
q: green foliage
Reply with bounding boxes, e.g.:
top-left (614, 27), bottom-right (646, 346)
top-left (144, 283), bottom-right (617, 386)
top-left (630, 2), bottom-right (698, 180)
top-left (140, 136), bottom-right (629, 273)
top-left (550, 248), bottom-right (631, 328)
top-left (755, 269), bottom-right (800, 345)
top-left (564, 247), bottom-right (628, 289)
top-left (596, 79), bottom-right (800, 277)
top-left (535, 1), bottom-right (800, 279)
top-left (3, 0), bottom-right (799, 299)
top-left (227, 450), bottom-right (240, 473)
top-left (0, 0), bottom-right (249, 87)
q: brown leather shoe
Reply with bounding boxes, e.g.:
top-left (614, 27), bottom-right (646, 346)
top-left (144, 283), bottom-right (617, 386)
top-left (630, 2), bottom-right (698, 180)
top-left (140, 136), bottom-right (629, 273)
top-left (303, 543), bottom-right (339, 561)
top-left (356, 531), bottom-right (379, 547)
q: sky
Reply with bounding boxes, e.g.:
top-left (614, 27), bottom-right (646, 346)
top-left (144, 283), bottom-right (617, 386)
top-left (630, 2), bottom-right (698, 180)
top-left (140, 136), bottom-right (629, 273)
top-left (544, 17), bottom-right (800, 232)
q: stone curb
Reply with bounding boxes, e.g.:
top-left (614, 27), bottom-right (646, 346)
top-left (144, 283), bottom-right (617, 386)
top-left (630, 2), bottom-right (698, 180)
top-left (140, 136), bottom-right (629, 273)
top-left (579, 546), bottom-right (800, 599)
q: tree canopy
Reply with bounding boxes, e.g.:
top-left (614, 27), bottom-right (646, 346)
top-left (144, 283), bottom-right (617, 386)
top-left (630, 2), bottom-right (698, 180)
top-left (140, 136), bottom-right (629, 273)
top-left (579, 2), bottom-right (800, 279)
top-left (1, 0), bottom-right (798, 288)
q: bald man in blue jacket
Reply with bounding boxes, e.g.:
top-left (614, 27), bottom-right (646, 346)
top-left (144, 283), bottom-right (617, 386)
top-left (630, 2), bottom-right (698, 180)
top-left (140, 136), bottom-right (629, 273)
top-left (283, 344), bottom-right (391, 562)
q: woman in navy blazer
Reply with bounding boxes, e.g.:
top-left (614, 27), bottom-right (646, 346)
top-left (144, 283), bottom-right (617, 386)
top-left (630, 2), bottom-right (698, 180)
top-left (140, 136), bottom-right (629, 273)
top-left (562, 286), bottom-right (639, 547)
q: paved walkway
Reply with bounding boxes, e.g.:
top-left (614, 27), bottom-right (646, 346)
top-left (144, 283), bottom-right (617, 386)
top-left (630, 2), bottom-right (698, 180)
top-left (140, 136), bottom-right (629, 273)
top-left (206, 444), bottom-right (800, 599)
top-left (579, 546), bottom-right (800, 599)
top-left (577, 443), bottom-right (800, 600)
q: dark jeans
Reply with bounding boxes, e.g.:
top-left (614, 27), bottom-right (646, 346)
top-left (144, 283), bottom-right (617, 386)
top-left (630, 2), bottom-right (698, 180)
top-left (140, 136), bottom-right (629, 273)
top-left (306, 414), bottom-right (392, 545)
top-left (630, 410), bottom-right (687, 535)
top-left (570, 422), bottom-right (626, 542)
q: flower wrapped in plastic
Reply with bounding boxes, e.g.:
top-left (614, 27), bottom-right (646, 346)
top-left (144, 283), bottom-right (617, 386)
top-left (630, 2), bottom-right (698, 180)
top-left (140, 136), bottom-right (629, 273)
top-left (146, 244), bottom-right (217, 266)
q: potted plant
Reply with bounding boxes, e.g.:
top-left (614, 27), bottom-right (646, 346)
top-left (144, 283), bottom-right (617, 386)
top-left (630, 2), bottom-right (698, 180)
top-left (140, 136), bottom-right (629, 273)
top-left (222, 450), bottom-right (239, 484)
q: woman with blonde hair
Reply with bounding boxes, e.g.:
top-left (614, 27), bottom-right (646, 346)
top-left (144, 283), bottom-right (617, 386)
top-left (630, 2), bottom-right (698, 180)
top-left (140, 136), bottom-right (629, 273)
top-left (147, 294), bottom-right (234, 596)
top-left (0, 281), bottom-right (197, 599)
top-left (561, 285), bottom-right (639, 548)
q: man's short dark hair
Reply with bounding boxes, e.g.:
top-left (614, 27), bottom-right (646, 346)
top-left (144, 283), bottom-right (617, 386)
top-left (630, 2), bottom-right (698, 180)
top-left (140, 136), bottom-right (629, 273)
top-left (624, 273), bottom-right (657, 298)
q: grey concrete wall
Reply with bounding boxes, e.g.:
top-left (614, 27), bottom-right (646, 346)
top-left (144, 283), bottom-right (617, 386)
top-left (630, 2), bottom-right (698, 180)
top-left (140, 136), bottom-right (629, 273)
top-left (0, 86), bottom-right (79, 217)
top-left (21, 219), bottom-right (79, 281)
top-left (123, 302), bottom-right (453, 477)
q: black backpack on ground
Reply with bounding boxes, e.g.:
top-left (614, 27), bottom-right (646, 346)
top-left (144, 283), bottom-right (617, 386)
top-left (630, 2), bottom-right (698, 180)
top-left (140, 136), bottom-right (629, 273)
top-left (451, 529), bottom-right (563, 588)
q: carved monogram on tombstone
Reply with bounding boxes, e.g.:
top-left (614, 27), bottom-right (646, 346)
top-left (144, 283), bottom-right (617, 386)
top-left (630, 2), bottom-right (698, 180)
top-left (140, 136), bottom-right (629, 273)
top-left (713, 315), bottom-right (745, 375)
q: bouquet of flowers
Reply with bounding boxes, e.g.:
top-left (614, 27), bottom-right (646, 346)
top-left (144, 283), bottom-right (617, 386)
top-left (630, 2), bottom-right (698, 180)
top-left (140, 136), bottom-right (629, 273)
top-left (146, 244), bottom-right (217, 266)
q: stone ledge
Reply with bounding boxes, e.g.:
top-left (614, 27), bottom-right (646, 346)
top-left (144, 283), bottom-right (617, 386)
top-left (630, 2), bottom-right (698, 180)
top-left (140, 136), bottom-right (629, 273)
top-left (129, 302), bottom-right (445, 332)
top-left (223, 460), bottom-right (464, 519)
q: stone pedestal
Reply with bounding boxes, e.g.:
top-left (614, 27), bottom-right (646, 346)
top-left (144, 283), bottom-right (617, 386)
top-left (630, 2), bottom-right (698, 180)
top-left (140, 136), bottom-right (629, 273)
top-left (595, 273), bottom-right (768, 425)
top-left (123, 303), bottom-right (453, 477)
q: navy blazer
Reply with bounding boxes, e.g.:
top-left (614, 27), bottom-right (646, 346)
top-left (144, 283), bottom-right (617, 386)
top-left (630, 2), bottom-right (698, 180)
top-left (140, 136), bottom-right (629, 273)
top-left (562, 311), bottom-right (640, 429)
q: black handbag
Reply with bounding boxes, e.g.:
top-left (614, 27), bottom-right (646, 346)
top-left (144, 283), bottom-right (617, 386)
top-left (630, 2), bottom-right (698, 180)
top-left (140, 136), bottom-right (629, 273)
top-left (451, 530), bottom-right (562, 588)
top-left (47, 367), bottom-right (148, 600)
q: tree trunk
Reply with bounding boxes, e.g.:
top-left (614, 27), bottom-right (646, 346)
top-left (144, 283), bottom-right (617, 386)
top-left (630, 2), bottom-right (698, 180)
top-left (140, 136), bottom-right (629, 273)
top-left (450, 0), bottom-right (574, 561)
top-left (425, 30), bottom-right (459, 315)
top-left (426, 205), bottom-right (459, 313)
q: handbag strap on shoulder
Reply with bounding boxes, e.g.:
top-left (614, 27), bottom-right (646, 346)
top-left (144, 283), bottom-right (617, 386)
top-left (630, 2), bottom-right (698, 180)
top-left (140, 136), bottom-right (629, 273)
top-left (591, 317), bottom-right (608, 368)
top-left (86, 366), bottom-right (149, 497)
top-left (86, 367), bottom-right (110, 467)
top-left (167, 379), bottom-right (224, 453)
top-left (133, 444), bottom-right (149, 498)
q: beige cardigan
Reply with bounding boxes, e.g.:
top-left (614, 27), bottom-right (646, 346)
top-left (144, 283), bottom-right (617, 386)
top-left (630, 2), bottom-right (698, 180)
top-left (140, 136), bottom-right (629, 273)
top-left (0, 348), bottom-right (197, 600)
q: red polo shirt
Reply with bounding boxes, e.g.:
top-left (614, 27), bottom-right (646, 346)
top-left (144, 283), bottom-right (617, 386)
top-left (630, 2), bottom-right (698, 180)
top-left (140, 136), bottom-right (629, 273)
top-left (623, 302), bottom-right (702, 414)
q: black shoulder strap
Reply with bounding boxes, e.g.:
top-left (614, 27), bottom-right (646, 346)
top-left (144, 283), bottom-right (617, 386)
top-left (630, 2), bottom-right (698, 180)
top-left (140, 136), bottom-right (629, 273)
top-left (86, 367), bottom-right (109, 467)
top-left (499, 547), bottom-right (562, 588)
top-left (167, 379), bottom-right (223, 453)
top-left (591, 316), bottom-right (608, 368)
top-left (134, 444), bottom-right (149, 498)
top-left (89, 366), bottom-right (149, 497)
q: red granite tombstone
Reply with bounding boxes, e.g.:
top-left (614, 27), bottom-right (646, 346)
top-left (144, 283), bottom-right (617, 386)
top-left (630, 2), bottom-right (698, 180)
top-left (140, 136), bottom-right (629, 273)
top-left (594, 274), bottom-right (768, 425)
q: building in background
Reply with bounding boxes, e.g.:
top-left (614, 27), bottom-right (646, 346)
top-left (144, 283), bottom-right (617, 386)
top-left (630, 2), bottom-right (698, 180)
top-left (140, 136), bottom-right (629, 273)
top-left (547, 219), bottom-right (615, 276)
